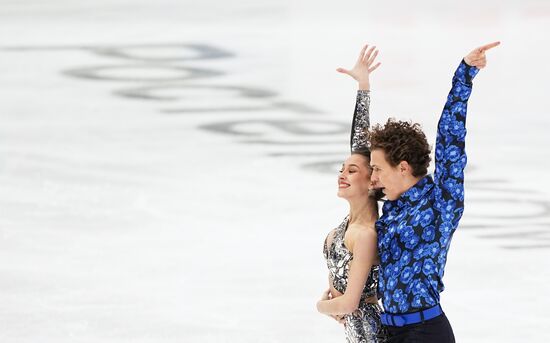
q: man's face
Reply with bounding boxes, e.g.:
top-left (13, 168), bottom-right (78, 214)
top-left (370, 149), bottom-right (403, 201)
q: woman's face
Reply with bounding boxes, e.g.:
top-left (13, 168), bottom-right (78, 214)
top-left (337, 154), bottom-right (373, 199)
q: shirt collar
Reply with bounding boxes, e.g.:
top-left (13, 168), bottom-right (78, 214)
top-left (384, 175), bottom-right (434, 210)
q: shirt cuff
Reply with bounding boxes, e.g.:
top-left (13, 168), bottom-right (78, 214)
top-left (454, 59), bottom-right (480, 85)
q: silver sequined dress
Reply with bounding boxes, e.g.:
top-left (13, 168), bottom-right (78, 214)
top-left (323, 217), bottom-right (386, 343)
top-left (322, 90), bottom-right (386, 342)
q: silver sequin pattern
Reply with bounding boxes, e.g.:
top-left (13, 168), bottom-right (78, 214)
top-left (350, 90), bottom-right (371, 152)
top-left (323, 218), bottom-right (387, 343)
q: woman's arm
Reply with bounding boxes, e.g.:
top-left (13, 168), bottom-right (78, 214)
top-left (337, 44), bottom-right (381, 152)
top-left (350, 90), bottom-right (371, 151)
top-left (329, 274), bottom-right (343, 299)
top-left (316, 227), bottom-right (378, 315)
top-left (326, 274), bottom-right (346, 324)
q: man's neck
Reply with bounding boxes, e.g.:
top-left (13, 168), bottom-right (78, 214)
top-left (396, 175), bottom-right (424, 199)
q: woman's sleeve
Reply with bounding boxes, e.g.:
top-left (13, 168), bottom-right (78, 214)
top-left (350, 90), bottom-right (371, 152)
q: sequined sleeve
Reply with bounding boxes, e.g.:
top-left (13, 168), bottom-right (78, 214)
top-left (350, 90), bottom-right (371, 152)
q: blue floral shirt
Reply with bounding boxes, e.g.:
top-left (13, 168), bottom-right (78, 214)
top-left (376, 60), bottom-right (479, 314)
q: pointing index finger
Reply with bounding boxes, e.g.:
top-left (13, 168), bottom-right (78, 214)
top-left (478, 41), bottom-right (501, 52)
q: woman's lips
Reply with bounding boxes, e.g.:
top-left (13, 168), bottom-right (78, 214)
top-left (338, 182), bottom-right (350, 188)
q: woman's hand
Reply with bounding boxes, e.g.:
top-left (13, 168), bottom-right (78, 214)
top-left (337, 44), bottom-right (381, 90)
top-left (319, 289), bottom-right (331, 301)
top-left (330, 284), bottom-right (343, 298)
top-left (316, 289), bottom-right (331, 314)
top-left (464, 41), bottom-right (500, 68)
top-left (330, 314), bottom-right (346, 325)
top-left (318, 289), bottom-right (346, 325)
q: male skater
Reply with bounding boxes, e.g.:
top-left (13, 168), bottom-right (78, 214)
top-left (368, 42), bottom-right (500, 342)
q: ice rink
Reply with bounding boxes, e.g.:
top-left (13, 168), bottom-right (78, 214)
top-left (1, 1), bottom-right (549, 342)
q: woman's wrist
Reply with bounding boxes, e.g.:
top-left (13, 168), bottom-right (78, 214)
top-left (358, 80), bottom-right (371, 90)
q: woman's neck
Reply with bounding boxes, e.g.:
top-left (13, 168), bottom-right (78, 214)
top-left (348, 196), bottom-right (378, 225)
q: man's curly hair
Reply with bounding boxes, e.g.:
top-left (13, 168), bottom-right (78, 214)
top-left (368, 118), bottom-right (431, 177)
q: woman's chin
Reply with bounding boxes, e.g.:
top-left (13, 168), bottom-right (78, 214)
top-left (337, 188), bottom-right (354, 199)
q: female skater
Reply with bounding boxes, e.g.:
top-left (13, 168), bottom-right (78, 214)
top-left (316, 44), bottom-right (387, 343)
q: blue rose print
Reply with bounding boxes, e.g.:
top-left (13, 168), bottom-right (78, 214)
top-left (422, 258), bottom-right (437, 276)
top-left (405, 234), bottom-right (420, 250)
top-left (419, 209), bottom-right (435, 227)
top-left (400, 266), bottom-right (414, 284)
top-left (373, 60), bottom-right (476, 313)
top-left (422, 225), bottom-right (436, 241)
top-left (399, 250), bottom-right (412, 267)
top-left (445, 145), bottom-right (462, 162)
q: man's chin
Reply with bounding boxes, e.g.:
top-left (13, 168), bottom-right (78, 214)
top-left (368, 187), bottom-right (386, 200)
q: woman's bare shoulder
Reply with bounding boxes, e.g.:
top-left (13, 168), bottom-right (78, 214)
top-left (345, 223), bottom-right (377, 252)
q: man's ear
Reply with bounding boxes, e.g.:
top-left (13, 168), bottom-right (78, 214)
top-left (398, 161), bottom-right (411, 174)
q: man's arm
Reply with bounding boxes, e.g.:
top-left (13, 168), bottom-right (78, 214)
top-left (434, 42), bottom-right (500, 227)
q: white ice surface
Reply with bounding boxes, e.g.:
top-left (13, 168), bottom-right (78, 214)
top-left (1, 1), bottom-right (550, 342)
